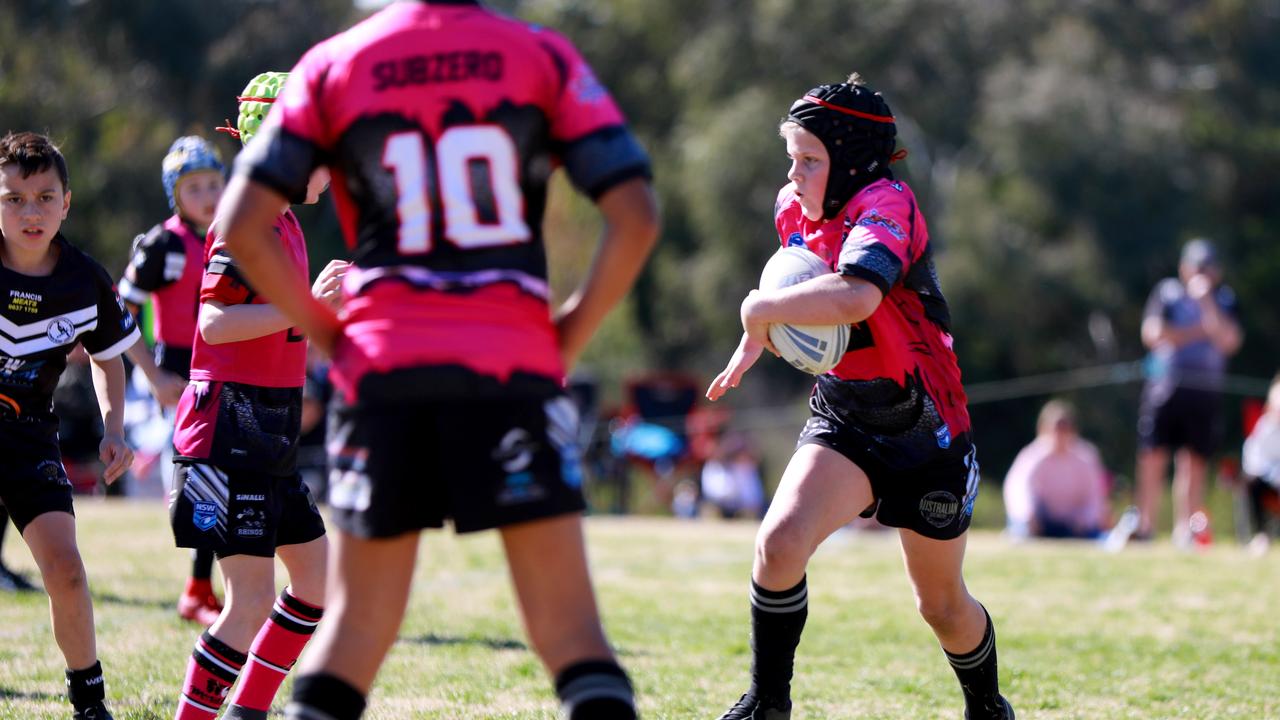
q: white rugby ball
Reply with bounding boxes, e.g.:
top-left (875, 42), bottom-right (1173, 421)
top-left (758, 246), bottom-right (850, 375)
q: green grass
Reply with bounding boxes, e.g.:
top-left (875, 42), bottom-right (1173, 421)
top-left (1, 499), bottom-right (1278, 719)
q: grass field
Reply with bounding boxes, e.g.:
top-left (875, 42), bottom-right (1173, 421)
top-left (1, 498), bottom-right (1278, 719)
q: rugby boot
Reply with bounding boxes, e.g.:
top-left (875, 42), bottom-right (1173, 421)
top-left (716, 693), bottom-right (791, 720)
top-left (0, 564), bottom-right (38, 592)
top-left (72, 702), bottom-right (114, 719)
top-left (964, 695), bottom-right (1015, 720)
top-left (177, 578), bottom-right (223, 626)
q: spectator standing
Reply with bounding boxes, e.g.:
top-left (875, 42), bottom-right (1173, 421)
top-left (1135, 238), bottom-right (1243, 545)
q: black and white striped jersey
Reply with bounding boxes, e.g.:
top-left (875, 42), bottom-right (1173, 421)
top-left (0, 234), bottom-right (140, 421)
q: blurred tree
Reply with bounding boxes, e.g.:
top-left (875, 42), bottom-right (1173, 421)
top-left (2, 0), bottom-right (1275, 485)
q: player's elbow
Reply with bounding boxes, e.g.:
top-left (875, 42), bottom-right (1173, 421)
top-left (834, 277), bottom-right (882, 324)
top-left (198, 305), bottom-right (234, 345)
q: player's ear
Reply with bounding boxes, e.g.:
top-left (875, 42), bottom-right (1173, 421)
top-left (61, 190), bottom-right (71, 219)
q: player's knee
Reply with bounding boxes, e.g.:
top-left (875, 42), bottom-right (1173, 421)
top-left (227, 583), bottom-right (276, 622)
top-left (914, 592), bottom-right (967, 631)
top-left (755, 520), bottom-right (812, 572)
top-left (40, 547), bottom-right (87, 595)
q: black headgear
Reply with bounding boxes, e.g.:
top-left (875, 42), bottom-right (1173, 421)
top-left (787, 81), bottom-right (897, 219)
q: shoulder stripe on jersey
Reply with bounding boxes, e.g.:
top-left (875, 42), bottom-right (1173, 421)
top-left (88, 327), bottom-right (141, 361)
top-left (0, 321), bottom-right (97, 357)
top-left (0, 305), bottom-right (98, 341)
top-left (117, 277), bottom-right (151, 305)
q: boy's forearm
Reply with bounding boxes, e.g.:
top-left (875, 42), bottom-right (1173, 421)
top-left (199, 302), bottom-right (294, 344)
top-left (219, 175), bottom-right (340, 340)
top-left (89, 356), bottom-right (127, 436)
top-left (124, 338), bottom-right (161, 380)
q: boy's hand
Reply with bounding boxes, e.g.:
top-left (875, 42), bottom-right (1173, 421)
top-left (99, 433), bottom-right (133, 485)
top-left (148, 369), bottom-right (186, 407)
top-left (706, 333), bottom-right (766, 402)
top-left (311, 259), bottom-right (351, 312)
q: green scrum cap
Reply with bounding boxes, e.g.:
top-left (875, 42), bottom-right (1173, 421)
top-left (216, 71), bottom-right (290, 145)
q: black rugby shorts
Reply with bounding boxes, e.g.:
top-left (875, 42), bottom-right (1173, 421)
top-left (0, 419), bottom-right (76, 532)
top-left (325, 391), bottom-right (588, 538)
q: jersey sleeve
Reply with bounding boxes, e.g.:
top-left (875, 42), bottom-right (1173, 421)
top-left (1143, 279), bottom-right (1177, 322)
top-left (234, 46), bottom-right (332, 204)
top-left (836, 193), bottom-right (915, 296)
top-left (1216, 284), bottom-right (1240, 322)
top-left (82, 262), bottom-right (141, 360)
top-left (541, 31), bottom-right (651, 199)
top-left (200, 238), bottom-right (256, 307)
top-left (118, 224), bottom-right (183, 304)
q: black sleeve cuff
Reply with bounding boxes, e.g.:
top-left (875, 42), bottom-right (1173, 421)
top-left (234, 124), bottom-right (324, 204)
top-left (560, 126), bottom-right (652, 200)
top-left (838, 243), bottom-right (901, 296)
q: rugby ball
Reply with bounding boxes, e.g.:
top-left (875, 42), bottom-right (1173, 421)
top-left (758, 246), bottom-right (850, 375)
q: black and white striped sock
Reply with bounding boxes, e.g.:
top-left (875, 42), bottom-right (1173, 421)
top-left (554, 659), bottom-right (636, 720)
top-left (748, 575), bottom-right (808, 703)
top-left (944, 606), bottom-right (1006, 719)
top-left (284, 673), bottom-right (366, 720)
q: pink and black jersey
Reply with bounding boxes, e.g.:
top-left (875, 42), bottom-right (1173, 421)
top-left (233, 0), bottom-right (650, 404)
top-left (118, 214), bottom-right (204, 378)
top-left (775, 178), bottom-right (970, 437)
top-left (187, 211), bottom-right (309, 389)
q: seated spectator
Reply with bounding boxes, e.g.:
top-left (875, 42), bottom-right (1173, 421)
top-left (1004, 400), bottom-right (1111, 540)
top-left (1241, 374), bottom-right (1280, 554)
top-left (700, 433), bottom-right (765, 519)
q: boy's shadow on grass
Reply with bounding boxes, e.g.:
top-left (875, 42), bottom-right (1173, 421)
top-left (0, 686), bottom-right (62, 701)
top-left (399, 633), bottom-right (644, 657)
top-left (400, 633), bottom-right (528, 651)
top-left (92, 591), bottom-right (172, 611)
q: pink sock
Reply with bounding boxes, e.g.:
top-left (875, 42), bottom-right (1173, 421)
top-left (226, 589), bottom-right (324, 713)
top-left (175, 631), bottom-right (245, 719)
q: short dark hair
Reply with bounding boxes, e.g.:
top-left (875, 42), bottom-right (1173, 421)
top-left (0, 131), bottom-right (70, 191)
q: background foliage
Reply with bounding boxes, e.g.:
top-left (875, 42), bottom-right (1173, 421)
top-left (2, 0), bottom-right (1277, 488)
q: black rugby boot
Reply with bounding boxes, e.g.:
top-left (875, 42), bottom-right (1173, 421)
top-left (964, 695), bottom-right (1014, 720)
top-left (716, 693), bottom-right (791, 720)
top-left (72, 702), bottom-right (113, 720)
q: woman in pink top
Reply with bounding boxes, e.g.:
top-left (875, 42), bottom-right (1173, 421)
top-left (1003, 401), bottom-right (1110, 539)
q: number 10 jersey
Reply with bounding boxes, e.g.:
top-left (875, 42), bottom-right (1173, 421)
top-left (234, 0), bottom-right (651, 405)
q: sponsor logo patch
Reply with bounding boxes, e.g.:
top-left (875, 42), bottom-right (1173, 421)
top-left (46, 317), bottom-right (76, 344)
top-left (493, 428), bottom-right (536, 474)
top-left (497, 471), bottom-right (546, 506)
top-left (36, 459), bottom-right (68, 485)
top-left (856, 209), bottom-right (907, 241)
top-left (919, 490), bottom-right (960, 529)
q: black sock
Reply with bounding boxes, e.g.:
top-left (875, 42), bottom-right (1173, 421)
top-left (65, 660), bottom-right (106, 710)
top-left (944, 606), bottom-right (1005, 719)
top-left (191, 548), bottom-right (214, 580)
top-left (555, 659), bottom-right (636, 720)
top-left (748, 575), bottom-right (808, 703)
top-left (285, 673), bottom-right (366, 720)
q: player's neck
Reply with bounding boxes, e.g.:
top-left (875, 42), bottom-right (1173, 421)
top-left (177, 214), bottom-right (209, 237)
top-left (0, 234), bottom-right (60, 277)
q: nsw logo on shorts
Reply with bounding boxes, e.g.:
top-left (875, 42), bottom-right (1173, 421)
top-left (192, 502), bottom-right (218, 532)
top-left (935, 423), bottom-right (951, 449)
